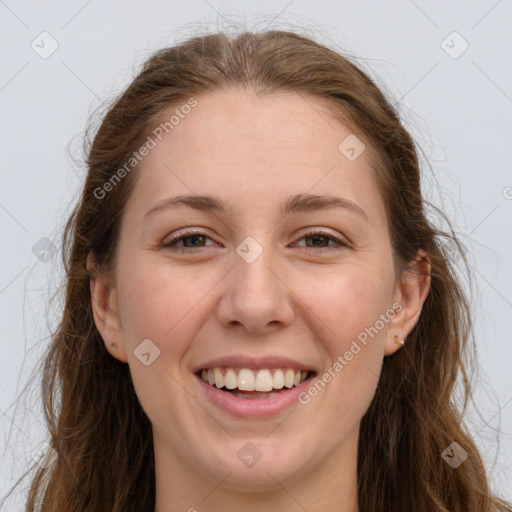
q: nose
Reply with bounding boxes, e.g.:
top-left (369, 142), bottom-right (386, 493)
top-left (215, 241), bottom-right (295, 334)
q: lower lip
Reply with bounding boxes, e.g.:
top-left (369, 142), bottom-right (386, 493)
top-left (195, 374), bottom-right (315, 419)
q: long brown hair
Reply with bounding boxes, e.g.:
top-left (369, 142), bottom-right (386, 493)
top-left (5, 29), bottom-right (511, 511)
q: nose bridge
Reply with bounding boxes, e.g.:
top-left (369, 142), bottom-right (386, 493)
top-left (237, 237), bottom-right (275, 292)
top-left (233, 234), bottom-right (280, 306)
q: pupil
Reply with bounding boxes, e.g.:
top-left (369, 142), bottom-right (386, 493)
top-left (185, 235), bottom-right (204, 247)
top-left (308, 235), bottom-right (326, 247)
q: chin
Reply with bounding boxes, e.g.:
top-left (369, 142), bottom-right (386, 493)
top-left (199, 439), bottom-right (310, 492)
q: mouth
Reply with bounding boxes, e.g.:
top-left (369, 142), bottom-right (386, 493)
top-left (195, 367), bottom-right (315, 399)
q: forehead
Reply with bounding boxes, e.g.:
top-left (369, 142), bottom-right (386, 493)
top-left (126, 88), bottom-right (387, 224)
top-left (152, 88), bottom-right (354, 164)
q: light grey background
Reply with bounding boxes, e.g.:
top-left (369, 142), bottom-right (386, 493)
top-left (1, 0), bottom-right (511, 509)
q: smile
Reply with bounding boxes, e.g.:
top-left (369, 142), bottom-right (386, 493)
top-left (194, 364), bottom-right (317, 418)
top-left (198, 367), bottom-right (310, 397)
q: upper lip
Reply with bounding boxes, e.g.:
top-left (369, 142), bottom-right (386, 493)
top-left (192, 355), bottom-right (318, 374)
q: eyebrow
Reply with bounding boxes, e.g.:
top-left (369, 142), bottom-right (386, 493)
top-left (143, 193), bottom-right (369, 223)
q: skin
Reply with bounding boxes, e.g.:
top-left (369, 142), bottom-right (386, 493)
top-left (89, 88), bottom-right (431, 512)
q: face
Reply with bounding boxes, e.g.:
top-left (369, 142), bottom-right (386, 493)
top-left (91, 88), bottom-right (427, 498)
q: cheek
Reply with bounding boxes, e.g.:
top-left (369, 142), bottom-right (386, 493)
top-left (304, 265), bottom-right (393, 353)
top-left (115, 258), bottom-right (222, 368)
top-left (114, 262), bottom-right (182, 360)
top-left (117, 256), bottom-right (192, 332)
top-left (114, 262), bottom-right (204, 420)
top-left (299, 266), bottom-right (392, 416)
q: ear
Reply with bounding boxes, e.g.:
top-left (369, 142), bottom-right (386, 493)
top-left (87, 251), bottom-right (128, 363)
top-left (384, 249), bottom-right (431, 356)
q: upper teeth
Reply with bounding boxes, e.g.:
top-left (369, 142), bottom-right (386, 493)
top-left (200, 368), bottom-right (308, 392)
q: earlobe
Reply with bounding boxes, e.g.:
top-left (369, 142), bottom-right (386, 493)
top-left (87, 252), bottom-right (128, 363)
top-left (384, 250), bottom-right (431, 356)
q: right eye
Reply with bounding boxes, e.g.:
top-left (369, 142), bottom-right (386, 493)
top-left (162, 229), bottom-right (217, 252)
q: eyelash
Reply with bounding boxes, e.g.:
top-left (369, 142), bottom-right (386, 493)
top-left (162, 228), bottom-right (348, 253)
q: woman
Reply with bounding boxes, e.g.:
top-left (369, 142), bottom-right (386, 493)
top-left (13, 29), bottom-right (512, 511)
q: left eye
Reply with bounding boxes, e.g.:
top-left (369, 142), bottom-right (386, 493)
top-left (294, 230), bottom-right (347, 250)
top-left (162, 229), bottom-right (347, 252)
